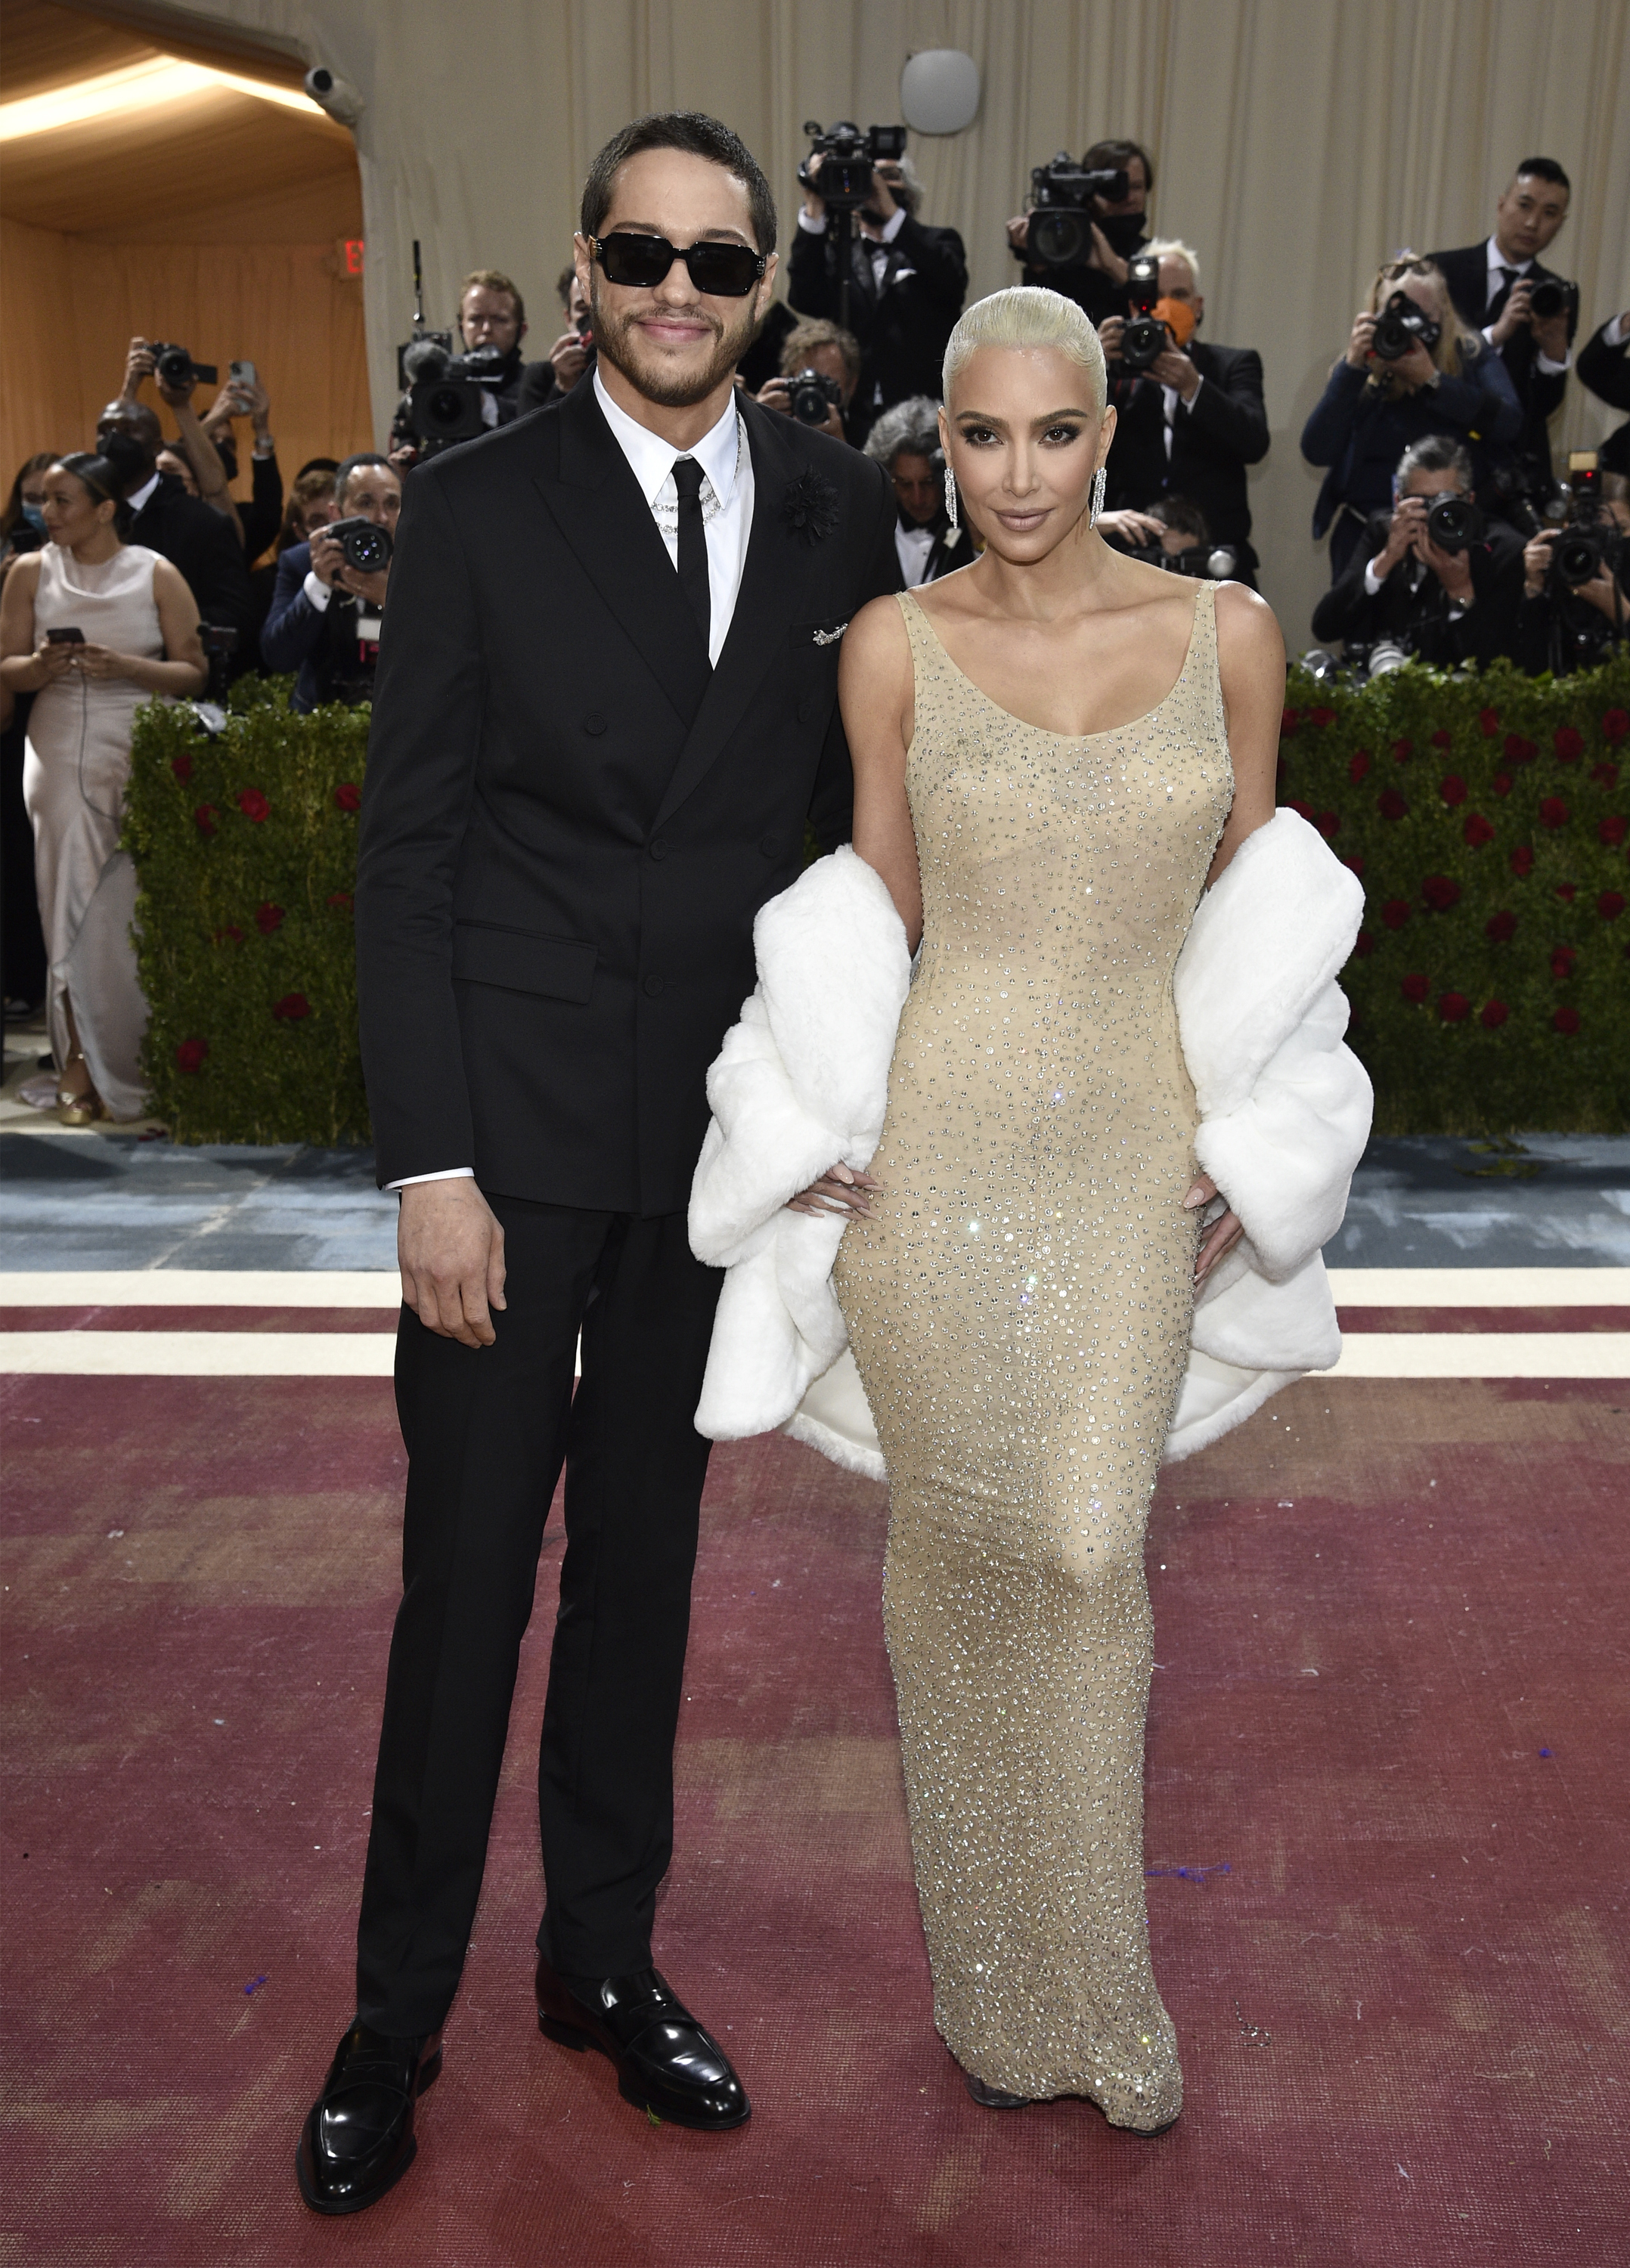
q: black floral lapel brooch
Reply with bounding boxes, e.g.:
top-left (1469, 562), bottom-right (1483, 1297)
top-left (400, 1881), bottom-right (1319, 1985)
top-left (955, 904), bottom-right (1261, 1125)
top-left (782, 469), bottom-right (839, 546)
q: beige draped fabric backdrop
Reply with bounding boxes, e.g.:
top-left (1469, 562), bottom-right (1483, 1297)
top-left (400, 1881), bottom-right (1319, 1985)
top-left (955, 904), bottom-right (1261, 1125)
top-left (103, 0), bottom-right (1630, 637)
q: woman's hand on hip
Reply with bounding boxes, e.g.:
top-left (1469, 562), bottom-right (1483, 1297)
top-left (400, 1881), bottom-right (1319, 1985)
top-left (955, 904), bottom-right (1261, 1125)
top-left (787, 1163), bottom-right (879, 1219)
top-left (1185, 1173), bottom-right (1244, 1281)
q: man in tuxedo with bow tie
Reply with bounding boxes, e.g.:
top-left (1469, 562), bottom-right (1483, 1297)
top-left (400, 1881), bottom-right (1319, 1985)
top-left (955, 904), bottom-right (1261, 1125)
top-left (1430, 158), bottom-right (1578, 501)
top-left (296, 110), bottom-right (897, 2215)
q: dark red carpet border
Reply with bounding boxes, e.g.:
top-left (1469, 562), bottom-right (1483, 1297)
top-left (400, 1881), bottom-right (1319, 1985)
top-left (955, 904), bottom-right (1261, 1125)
top-left (2, 1374), bottom-right (1626, 2266)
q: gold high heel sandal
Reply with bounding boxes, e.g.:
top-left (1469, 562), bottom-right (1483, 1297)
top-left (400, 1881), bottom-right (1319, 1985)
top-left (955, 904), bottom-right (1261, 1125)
top-left (56, 1050), bottom-right (101, 1125)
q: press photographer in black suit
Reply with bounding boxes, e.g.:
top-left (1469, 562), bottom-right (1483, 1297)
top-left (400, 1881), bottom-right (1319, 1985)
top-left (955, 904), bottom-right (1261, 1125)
top-left (1514, 471), bottom-right (1628, 677)
top-left (787, 151), bottom-right (966, 437)
top-left (259, 454), bottom-right (400, 711)
top-left (1311, 433), bottom-right (1524, 668)
top-left (1006, 137), bottom-right (1154, 327)
top-left (1096, 238), bottom-right (1269, 587)
top-left (1579, 311), bottom-right (1630, 478)
top-left (296, 111), bottom-right (898, 2217)
top-left (862, 395), bottom-right (971, 587)
top-left (92, 398), bottom-right (255, 650)
top-left (1430, 159), bottom-right (1577, 500)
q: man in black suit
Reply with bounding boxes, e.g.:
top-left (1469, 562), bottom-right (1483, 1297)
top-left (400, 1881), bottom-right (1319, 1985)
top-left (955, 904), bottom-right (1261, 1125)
top-left (787, 152), bottom-right (966, 439)
top-left (1430, 158), bottom-right (1577, 500)
top-left (1311, 433), bottom-right (1524, 667)
top-left (296, 112), bottom-right (898, 2217)
top-left (1579, 310), bottom-right (1630, 479)
top-left (1098, 240), bottom-right (1269, 587)
top-left (260, 454), bottom-right (400, 711)
top-left (1006, 137), bottom-right (1154, 327)
top-left (93, 398), bottom-right (256, 647)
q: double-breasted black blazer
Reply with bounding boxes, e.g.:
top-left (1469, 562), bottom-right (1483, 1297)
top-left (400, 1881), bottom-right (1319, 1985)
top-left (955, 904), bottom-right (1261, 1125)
top-left (355, 380), bottom-right (899, 1214)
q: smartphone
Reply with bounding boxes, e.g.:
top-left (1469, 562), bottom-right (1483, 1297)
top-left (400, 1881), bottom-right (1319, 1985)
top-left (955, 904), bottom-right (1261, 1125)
top-left (229, 359), bottom-right (257, 388)
top-left (46, 627), bottom-right (85, 644)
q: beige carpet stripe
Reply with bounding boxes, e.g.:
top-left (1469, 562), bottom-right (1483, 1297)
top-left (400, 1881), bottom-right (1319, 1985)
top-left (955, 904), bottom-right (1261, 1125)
top-left (0, 1269), bottom-right (401, 1306)
top-left (1324, 1267), bottom-right (1630, 1305)
top-left (1323, 1332), bottom-right (1629, 1379)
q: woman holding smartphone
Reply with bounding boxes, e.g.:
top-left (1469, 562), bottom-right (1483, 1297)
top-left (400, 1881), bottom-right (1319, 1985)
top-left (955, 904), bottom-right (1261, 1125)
top-left (0, 451), bottom-right (204, 1122)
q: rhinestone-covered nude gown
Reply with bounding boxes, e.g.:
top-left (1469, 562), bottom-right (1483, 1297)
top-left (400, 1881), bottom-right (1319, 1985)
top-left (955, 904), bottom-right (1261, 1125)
top-left (833, 581), bottom-right (1232, 2123)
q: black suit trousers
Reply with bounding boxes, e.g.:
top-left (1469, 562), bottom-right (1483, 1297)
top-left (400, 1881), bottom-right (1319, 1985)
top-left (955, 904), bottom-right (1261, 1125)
top-left (355, 1194), bottom-right (723, 2034)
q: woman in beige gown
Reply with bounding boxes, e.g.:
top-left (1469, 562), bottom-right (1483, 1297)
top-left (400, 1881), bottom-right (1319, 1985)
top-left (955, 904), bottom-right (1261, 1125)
top-left (795, 290), bottom-right (1284, 2129)
top-left (0, 452), bottom-right (204, 1121)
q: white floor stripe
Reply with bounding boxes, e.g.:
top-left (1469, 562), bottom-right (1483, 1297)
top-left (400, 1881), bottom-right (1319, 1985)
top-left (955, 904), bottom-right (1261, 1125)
top-left (1325, 1267), bottom-right (1630, 1306)
top-left (0, 1330), bottom-right (1623, 1380)
top-left (0, 1271), bottom-right (401, 1307)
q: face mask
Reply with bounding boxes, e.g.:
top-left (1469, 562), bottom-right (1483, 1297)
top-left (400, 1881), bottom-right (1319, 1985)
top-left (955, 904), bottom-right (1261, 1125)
top-left (20, 503), bottom-right (46, 531)
top-left (1154, 297), bottom-right (1197, 349)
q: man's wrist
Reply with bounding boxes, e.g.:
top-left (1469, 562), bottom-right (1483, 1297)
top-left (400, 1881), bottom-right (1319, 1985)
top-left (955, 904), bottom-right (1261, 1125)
top-left (389, 1167), bottom-right (476, 1191)
top-left (302, 568), bottom-right (332, 610)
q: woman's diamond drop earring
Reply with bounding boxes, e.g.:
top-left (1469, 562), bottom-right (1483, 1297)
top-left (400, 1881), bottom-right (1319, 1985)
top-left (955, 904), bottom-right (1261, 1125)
top-left (944, 465), bottom-right (959, 534)
top-left (1089, 466), bottom-right (1107, 527)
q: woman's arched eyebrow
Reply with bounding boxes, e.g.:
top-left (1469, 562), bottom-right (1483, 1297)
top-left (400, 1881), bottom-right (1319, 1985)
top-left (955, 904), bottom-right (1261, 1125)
top-left (952, 407), bottom-right (1094, 429)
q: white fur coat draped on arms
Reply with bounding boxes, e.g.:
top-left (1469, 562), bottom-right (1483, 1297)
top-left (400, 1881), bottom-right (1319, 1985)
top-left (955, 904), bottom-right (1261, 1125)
top-left (687, 811), bottom-right (1373, 1480)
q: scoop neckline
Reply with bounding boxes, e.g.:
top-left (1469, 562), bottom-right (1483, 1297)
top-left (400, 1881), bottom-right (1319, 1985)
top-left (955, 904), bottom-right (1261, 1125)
top-left (904, 580), bottom-right (1208, 743)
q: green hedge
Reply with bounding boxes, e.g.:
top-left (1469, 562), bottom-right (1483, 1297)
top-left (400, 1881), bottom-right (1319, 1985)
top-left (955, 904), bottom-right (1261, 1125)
top-left (122, 654), bottom-right (1630, 1146)
top-left (122, 679), bottom-right (371, 1145)
top-left (1277, 652), bottom-right (1630, 1134)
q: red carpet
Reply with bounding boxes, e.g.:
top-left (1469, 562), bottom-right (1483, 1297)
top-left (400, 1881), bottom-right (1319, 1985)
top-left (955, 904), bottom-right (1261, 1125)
top-left (2, 1374), bottom-right (1626, 2265)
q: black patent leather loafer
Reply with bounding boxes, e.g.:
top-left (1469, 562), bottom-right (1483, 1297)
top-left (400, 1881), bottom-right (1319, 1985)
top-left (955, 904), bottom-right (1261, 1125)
top-left (535, 1956), bottom-right (749, 2130)
top-left (295, 2019), bottom-right (443, 2215)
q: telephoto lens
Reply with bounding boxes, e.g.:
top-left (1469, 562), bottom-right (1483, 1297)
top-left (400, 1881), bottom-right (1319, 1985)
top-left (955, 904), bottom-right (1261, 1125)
top-left (152, 342), bottom-right (218, 390)
top-left (1370, 292), bottom-right (1441, 363)
top-left (1554, 527), bottom-right (1610, 587)
top-left (326, 516), bottom-right (393, 574)
top-left (1527, 277), bottom-right (1577, 321)
top-left (787, 368), bottom-right (844, 426)
top-left (1424, 495), bottom-right (1483, 552)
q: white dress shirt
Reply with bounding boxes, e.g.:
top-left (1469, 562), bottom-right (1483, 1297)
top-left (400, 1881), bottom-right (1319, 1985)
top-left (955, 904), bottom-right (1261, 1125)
top-left (126, 470), bottom-right (161, 515)
top-left (1482, 234), bottom-right (1570, 375)
top-left (797, 200), bottom-right (909, 296)
top-left (894, 519), bottom-right (936, 587)
top-left (392, 369), bottom-right (757, 1190)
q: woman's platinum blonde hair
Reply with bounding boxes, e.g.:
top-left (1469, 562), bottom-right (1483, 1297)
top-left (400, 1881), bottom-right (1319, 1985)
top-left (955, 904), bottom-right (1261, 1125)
top-left (942, 287), bottom-right (1108, 414)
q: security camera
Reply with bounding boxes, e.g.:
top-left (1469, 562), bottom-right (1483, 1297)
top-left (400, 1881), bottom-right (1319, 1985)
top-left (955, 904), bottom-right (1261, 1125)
top-left (304, 64), bottom-right (364, 125)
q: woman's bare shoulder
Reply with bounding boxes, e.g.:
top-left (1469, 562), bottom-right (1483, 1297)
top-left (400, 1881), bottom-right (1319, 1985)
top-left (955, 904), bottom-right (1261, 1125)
top-left (1213, 578), bottom-right (1284, 667)
top-left (841, 590), bottom-right (910, 674)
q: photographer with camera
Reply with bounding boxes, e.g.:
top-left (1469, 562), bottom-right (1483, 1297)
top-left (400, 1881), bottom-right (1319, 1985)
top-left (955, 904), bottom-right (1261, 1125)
top-left (392, 269), bottom-right (559, 465)
top-left (95, 394), bottom-right (256, 652)
top-left (515, 264), bottom-right (598, 416)
top-left (197, 366), bottom-right (284, 560)
top-left (1310, 433), bottom-right (1523, 669)
top-left (1301, 253), bottom-right (1521, 581)
top-left (787, 129), bottom-right (966, 438)
top-left (1514, 461), bottom-right (1628, 677)
top-left (755, 318), bottom-right (861, 445)
top-left (861, 395), bottom-right (971, 587)
top-left (1006, 138), bottom-right (1154, 325)
top-left (1097, 239), bottom-right (1268, 587)
top-left (120, 335), bottom-right (240, 532)
top-left (1430, 160), bottom-right (1578, 506)
top-left (260, 452), bottom-right (400, 711)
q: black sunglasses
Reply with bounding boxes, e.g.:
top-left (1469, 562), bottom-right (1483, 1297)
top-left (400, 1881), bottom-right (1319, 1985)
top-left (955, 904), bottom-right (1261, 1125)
top-left (590, 231), bottom-right (766, 298)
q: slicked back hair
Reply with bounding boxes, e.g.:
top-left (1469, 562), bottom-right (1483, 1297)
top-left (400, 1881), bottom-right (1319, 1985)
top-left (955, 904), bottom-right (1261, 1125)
top-left (581, 113), bottom-right (777, 255)
top-left (1514, 156), bottom-right (1570, 194)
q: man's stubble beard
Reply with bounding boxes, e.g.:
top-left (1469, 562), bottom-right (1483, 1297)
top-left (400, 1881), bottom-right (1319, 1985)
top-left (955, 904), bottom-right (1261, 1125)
top-left (590, 281), bottom-right (758, 409)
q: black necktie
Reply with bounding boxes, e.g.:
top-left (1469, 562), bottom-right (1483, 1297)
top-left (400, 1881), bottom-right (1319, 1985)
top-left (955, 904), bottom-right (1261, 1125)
top-left (1486, 265), bottom-right (1520, 326)
top-left (671, 457), bottom-right (710, 655)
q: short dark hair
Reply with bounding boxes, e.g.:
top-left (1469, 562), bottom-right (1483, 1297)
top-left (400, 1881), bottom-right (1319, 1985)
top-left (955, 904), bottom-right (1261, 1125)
top-left (1514, 156), bottom-right (1570, 194)
top-left (556, 263), bottom-right (575, 308)
top-left (460, 268), bottom-right (525, 324)
top-left (334, 451), bottom-right (394, 507)
top-left (581, 112), bottom-right (777, 255)
top-left (1083, 137), bottom-right (1155, 194)
top-left (1148, 494), bottom-right (1210, 544)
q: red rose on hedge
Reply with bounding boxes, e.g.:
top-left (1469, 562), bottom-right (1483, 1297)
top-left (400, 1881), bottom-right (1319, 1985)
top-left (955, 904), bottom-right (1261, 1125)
top-left (1555, 882), bottom-right (1576, 902)
top-left (171, 754), bottom-right (193, 782)
top-left (1348, 749), bottom-right (1371, 782)
top-left (327, 891), bottom-right (354, 911)
top-left (1510, 844), bottom-right (1534, 877)
top-left (1354, 931), bottom-right (1376, 956)
top-left (1342, 855), bottom-right (1365, 878)
top-left (1485, 910), bottom-right (1517, 943)
top-left (1554, 1005), bottom-right (1580, 1034)
top-left (1603, 708), bottom-right (1629, 744)
top-left (1477, 708), bottom-right (1499, 737)
top-left (1503, 733), bottom-right (1537, 765)
top-left (1280, 708), bottom-right (1300, 736)
top-left (335, 782), bottom-right (361, 813)
top-left (1463, 812), bottom-right (1495, 847)
top-left (1593, 761), bottom-right (1620, 789)
top-left (212, 924), bottom-right (243, 945)
top-left (1601, 891), bottom-right (1626, 920)
top-left (1421, 874), bottom-right (1461, 911)
top-left (1551, 946), bottom-right (1577, 981)
top-left (1601, 814), bottom-right (1628, 847)
top-left (1480, 999), bottom-right (1508, 1028)
top-left (1492, 773), bottom-right (1513, 798)
top-left (1401, 973), bottom-right (1430, 1003)
top-left (256, 902), bottom-right (285, 935)
top-left (1309, 705), bottom-right (1336, 729)
top-left (1439, 774), bottom-right (1467, 806)
top-left (1430, 728), bottom-right (1452, 748)
top-left (175, 1038), bottom-right (209, 1073)
top-left (194, 804), bottom-right (216, 835)
top-left (1378, 788), bottom-right (1408, 820)
top-left (1437, 991), bottom-right (1470, 1022)
top-left (1286, 797), bottom-right (1314, 821)
top-left (1539, 796), bottom-right (1569, 829)
top-left (1315, 809), bottom-right (1340, 838)
top-left (1390, 737), bottom-right (1413, 764)
top-left (1554, 727), bottom-right (1584, 763)
top-left (272, 993), bottom-right (311, 1021)
top-left (237, 789), bottom-right (270, 823)
top-left (1382, 897), bottom-right (1412, 930)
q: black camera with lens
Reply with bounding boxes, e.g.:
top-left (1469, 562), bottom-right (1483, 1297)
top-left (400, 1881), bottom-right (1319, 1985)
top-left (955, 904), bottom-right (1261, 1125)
top-left (1118, 253), bottom-right (1169, 372)
top-left (787, 368), bottom-right (845, 427)
top-left (325, 516), bottom-right (393, 575)
top-left (1424, 494), bottom-right (1484, 553)
top-left (1527, 275), bottom-right (1579, 324)
top-left (1370, 291), bottom-right (1441, 363)
top-left (1024, 153), bottom-right (1130, 269)
top-left (400, 336), bottom-right (503, 455)
top-left (1123, 539), bottom-right (1239, 581)
top-left (150, 342), bottom-right (218, 392)
top-left (1545, 463), bottom-right (1618, 593)
top-left (798, 120), bottom-right (907, 211)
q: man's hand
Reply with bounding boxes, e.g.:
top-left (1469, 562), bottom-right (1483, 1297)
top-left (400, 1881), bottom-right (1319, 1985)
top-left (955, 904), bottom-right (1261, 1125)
top-left (1097, 314), bottom-right (1126, 364)
top-left (801, 152), bottom-right (826, 224)
top-left (308, 530), bottom-right (345, 588)
top-left (339, 563), bottom-right (389, 610)
top-left (1489, 277), bottom-right (1533, 348)
top-left (387, 442), bottom-right (420, 473)
top-left (1417, 528), bottom-right (1474, 603)
top-left (1376, 494), bottom-right (1427, 576)
top-left (1532, 308), bottom-right (1571, 364)
top-left (1095, 507), bottom-right (1166, 547)
top-left (1390, 339), bottom-right (1437, 392)
top-left (1086, 221), bottom-right (1129, 285)
top-left (122, 336), bottom-right (156, 398)
top-left (1149, 344), bottom-right (1201, 399)
top-left (547, 329), bottom-right (590, 392)
top-left (868, 163), bottom-right (901, 222)
top-left (1006, 213), bottom-right (1030, 254)
top-left (398, 1179), bottom-right (507, 1346)
top-left (1343, 310), bottom-right (1377, 370)
top-left (1523, 528), bottom-right (1557, 596)
top-left (786, 1163), bottom-right (879, 1219)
